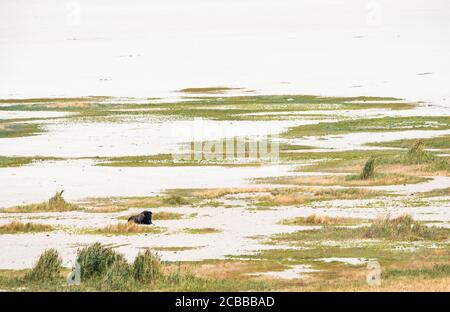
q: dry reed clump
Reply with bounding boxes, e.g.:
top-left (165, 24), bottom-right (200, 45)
top-left (282, 214), bottom-right (360, 226)
top-left (365, 214), bottom-right (448, 241)
top-left (25, 249), bottom-right (62, 282)
top-left (86, 222), bottom-right (163, 235)
top-left (0, 221), bottom-right (54, 234)
top-left (4, 190), bottom-right (79, 213)
top-left (404, 140), bottom-right (435, 164)
top-left (192, 187), bottom-right (270, 199)
top-left (132, 249), bottom-right (162, 283)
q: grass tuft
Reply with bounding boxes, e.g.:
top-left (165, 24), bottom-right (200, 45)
top-left (281, 215), bottom-right (361, 226)
top-left (364, 214), bottom-right (447, 241)
top-left (360, 157), bottom-right (376, 180)
top-left (25, 249), bottom-right (62, 282)
top-left (83, 222), bottom-right (164, 235)
top-left (132, 249), bottom-right (162, 283)
top-left (0, 221), bottom-right (54, 234)
top-left (3, 191), bottom-right (80, 213)
top-left (76, 243), bottom-right (126, 280)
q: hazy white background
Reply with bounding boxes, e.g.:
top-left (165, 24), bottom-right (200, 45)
top-left (0, 0), bottom-right (449, 106)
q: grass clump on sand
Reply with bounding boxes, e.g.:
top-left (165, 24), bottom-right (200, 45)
top-left (3, 191), bottom-right (80, 213)
top-left (274, 215), bottom-right (448, 243)
top-left (25, 249), bottom-right (62, 282)
top-left (420, 187), bottom-right (450, 197)
top-left (83, 222), bottom-right (164, 235)
top-left (257, 187), bottom-right (384, 206)
top-left (367, 135), bottom-right (450, 150)
top-left (281, 215), bottom-right (362, 226)
top-left (76, 243), bottom-right (126, 280)
top-left (399, 140), bottom-right (449, 171)
top-left (183, 228), bottom-right (222, 234)
top-left (132, 249), bottom-right (162, 283)
top-left (403, 140), bottom-right (435, 164)
top-left (162, 195), bottom-right (192, 206)
top-left (360, 157), bottom-right (376, 179)
top-left (364, 215), bottom-right (447, 241)
top-left (0, 221), bottom-right (54, 234)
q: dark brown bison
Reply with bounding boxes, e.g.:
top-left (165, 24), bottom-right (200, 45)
top-left (128, 210), bottom-right (153, 225)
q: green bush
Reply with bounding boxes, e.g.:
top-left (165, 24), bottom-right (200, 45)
top-left (360, 157), bottom-right (376, 179)
top-left (26, 249), bottom-right (62, 282)
top-left (132, 249), bottom-right (162, 283)
top-left (100, 259), bottom-right (135, 291)
top-left (76, 243), bottom-right (125, 280)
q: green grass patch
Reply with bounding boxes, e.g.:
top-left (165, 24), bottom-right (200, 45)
top-left (0, 122), bottom-right (43, 138)
top-left (280, 215), bottom-right (363, 226)
top-left (273, 215), bottom-right (449, 243)
top-left (384, 264), bottom-right (450, 279)
top-left (367, 135), bottom-right (450, 149)
top-left (282, 116), bottom-right (450, 138)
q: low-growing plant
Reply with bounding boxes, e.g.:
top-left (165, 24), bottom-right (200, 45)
top-left (25, 249), bottom-right (62, 282)
top-left (84, 222), bottom-right (164, 235)
top-left (132, 249), bottom-right (162, 283)
top-left (0, 221), bottom-right (54, 234)
top-left (360, 157), bottom-right (376, 179)
top-left (365, 214), bottom-right (447, 241)
top-left (100, 259), bottom-right (135, 291)
top-left (76, 243), bottom-right (126, 280)
top-left (403, 140), bottom-right (435, 164)
top-left (162, 195), bottom-right (191, 206)
top-left (4, 190), bottom-right (79, 213)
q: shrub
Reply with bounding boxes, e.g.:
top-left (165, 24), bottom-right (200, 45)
top-left (132, 249), bottom-right (162, 283)
top-left (360, 157), bottom-right (376, 179)
top-left (100, 259), bottom-right (135, 291)
top-left (26, 249), bottom-right (62, 282)
top-left (76, 243), bottom-right (125, 280)
top-left (404, 140), bottom-right (435, 164)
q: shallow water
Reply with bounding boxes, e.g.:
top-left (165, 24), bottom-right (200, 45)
top-left (0, 159), bottom-right (296, 207)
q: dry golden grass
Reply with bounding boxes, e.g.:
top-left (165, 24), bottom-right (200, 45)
top-left (378, 164), bottom-right (450, 177)
top-left (281, 214), bottom-right (362, 226)
top-left (259, 187), bottom-right (383, 206)
top-left (192, 187), bottom-right (272, 199)
top-left (0, 221), bottom-right (54, 234)
top-left (3, 191), bottom-right (79, 213)
top-left (84, 222), bottom-right (164, 235)
top-left (272, 174), bottom-right (427, 187)
top-left (45, 102), bottom-right (93, 108)
top-left (81, 196), bottom-right (163, 212)
top-left (182, 228), bottom-right (222, 234)
top-left (326, 277), bottom-right (450, 292)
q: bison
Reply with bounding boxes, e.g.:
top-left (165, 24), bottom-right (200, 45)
top-left (128, 210), bottom-right (153, 225)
